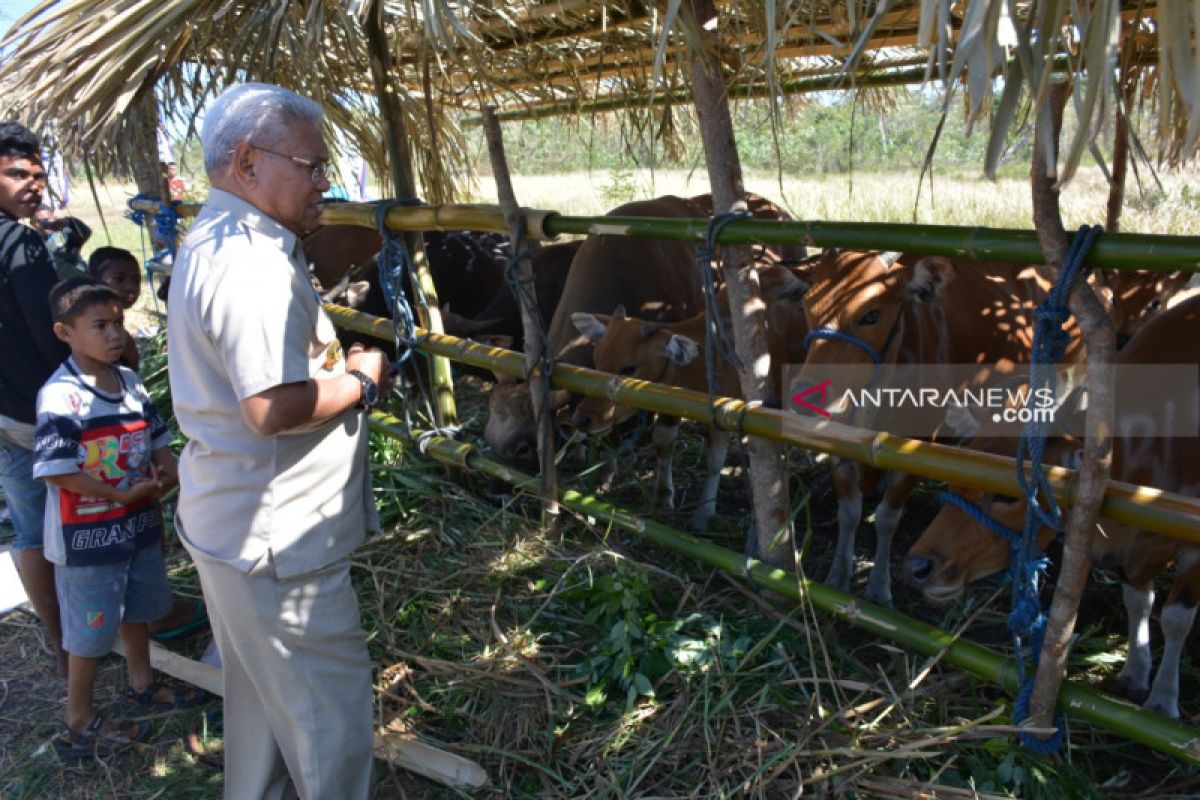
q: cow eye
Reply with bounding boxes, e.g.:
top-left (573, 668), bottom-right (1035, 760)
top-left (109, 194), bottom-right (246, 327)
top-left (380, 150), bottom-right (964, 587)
top-left (618, 364), bottom-right (637, 376)
top-left (1148, 298), bottom-right (1162, 311)
top-left (858, 309), bottom-right (882, 326)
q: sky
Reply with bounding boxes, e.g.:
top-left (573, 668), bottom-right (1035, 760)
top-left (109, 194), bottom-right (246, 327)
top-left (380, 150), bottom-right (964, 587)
top-left (0, 0), bottom-right (42, 31)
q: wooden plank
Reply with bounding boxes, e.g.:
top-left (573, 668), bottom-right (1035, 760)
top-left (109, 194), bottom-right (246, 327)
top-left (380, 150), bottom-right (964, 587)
top-left (112, 638), bottom-right (223, 695)
top-left (109, 641), bottom-right (489, 788)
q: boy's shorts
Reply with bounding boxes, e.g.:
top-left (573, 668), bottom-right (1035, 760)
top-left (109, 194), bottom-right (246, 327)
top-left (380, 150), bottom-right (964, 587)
top-left (56, 544), bottom-right (173, 658)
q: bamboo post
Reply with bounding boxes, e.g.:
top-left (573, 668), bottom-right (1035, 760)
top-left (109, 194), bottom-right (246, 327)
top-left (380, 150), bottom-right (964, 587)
top-left (1026, 82), bottom-right (1117, 740)
top-left (481, 105), bottom-right (559, 527)
top-left (685, 0), bottom-right (792, 565)
top-left (365, 0), bottom-right (457, 428)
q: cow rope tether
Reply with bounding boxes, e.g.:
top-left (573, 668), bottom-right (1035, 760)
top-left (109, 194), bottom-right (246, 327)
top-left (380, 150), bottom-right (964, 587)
top-left (373, 198), bottom-right (459, 441)
top-left (695, 211), bottom-right (749, 415)
top-left (940, 224), bottom-right (1097, 754)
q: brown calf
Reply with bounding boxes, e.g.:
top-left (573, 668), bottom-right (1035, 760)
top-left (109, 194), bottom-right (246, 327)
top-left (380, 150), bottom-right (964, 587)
top-left (905, 295), bottom-right (1200, 718)
top-left (569, 263), bottom-right (809, 530)
top-left (789, 250), bottom-right (1083, 607)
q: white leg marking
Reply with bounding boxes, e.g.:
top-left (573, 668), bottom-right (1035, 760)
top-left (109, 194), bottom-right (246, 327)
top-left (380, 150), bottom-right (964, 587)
top-left (1117, 583), bottom-right (1154, 700)
top-left (652, 420), bottom-right (679, 509)
top-left (688, 428), bottom-right (730, 532)
top-left (827, 472), bottom-right (862, 592)
top-left (1144, 601), bottom-right (1197, 719)
top-left (865, 500), bottom-right (903, 607)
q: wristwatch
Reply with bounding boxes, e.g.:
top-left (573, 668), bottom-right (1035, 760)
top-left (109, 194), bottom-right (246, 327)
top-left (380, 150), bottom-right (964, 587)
top-left (348, 369), bottom-right (380, 410)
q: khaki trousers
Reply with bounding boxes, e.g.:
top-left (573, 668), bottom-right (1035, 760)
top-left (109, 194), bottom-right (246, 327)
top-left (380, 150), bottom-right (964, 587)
top-left (190, 550), bottom-right (373, 800)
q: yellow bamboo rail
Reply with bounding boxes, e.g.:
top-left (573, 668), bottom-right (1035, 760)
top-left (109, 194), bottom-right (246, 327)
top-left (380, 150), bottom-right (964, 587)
top-left (326, 304), bottom-right (1200, 546)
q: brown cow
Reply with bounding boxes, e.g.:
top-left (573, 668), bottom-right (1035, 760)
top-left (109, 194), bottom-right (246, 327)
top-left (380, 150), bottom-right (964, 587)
top-left (484, 192), bottom-right (800, 472)
top-left (904, 294), bottom-right (1200, 719)
top-left (789, 250), bottom-right (1083, 607)
top-left (569, 263), bottom-right (809, 531)
top-left (1099, 269), bottom-right (1194, 349)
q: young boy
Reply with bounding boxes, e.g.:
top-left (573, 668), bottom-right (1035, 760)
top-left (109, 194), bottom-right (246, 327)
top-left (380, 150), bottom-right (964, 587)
top-left (86, 247), bottom-right (209, 642)
top-left (87, 247), bottom-right (142, 371)
top-left (34, 277), bottom-right (206, 758)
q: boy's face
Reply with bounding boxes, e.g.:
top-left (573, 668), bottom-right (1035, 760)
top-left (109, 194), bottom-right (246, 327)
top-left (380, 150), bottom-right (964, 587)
top-left (97, 259), bottom-right (142, 308)
top-left (0, 155), bottom-right (46, 220)
top-left (55, 301), bottom-right (127, 366)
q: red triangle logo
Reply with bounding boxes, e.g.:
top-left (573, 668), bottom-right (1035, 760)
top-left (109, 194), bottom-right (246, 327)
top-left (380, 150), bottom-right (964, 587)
top-left (791, 379), bottom-right (832, 418)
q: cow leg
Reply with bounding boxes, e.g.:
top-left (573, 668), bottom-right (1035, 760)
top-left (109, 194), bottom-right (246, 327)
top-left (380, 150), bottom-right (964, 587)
top-left (1116, 582), bottom-right (1155, 703)
top-left (1143, 600), bottom-right (1196, 719)
top-left (864, 471), bottom-right (917, 607)
top-left (687, 427), bottom-right (730, 533)
top-left (652, 416), bottom-right (680, 509)
top-left (1144, 554), bottom-right (1200, 719)
top-left (826, 460), bottom-right (862, 592)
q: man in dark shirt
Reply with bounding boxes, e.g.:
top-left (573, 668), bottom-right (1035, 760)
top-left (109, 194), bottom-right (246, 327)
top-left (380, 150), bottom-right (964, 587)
top-left (0, 121), bottom-right (69, 675)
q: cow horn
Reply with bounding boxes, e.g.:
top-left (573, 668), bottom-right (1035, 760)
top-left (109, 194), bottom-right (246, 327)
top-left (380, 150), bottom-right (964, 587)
top-left (878, 251), bottom-right (903, 268)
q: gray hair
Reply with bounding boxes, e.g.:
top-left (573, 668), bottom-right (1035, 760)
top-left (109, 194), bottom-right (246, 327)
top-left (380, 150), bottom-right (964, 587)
top-left (201, 83), bottom-right (324, 175)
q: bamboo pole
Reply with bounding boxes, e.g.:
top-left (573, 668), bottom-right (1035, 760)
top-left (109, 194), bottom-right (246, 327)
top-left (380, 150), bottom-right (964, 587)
top-left (481, 105), bottom-right (559, 528)
top-left (365, 413), bottom-right (1200, 768)
top-left (318, 202), bottom-right (1200, 273)
top-left (365, 0), bottom-right (457, 428)
top-left (1026, 83), bottom-right (1118, 742)
top-left (325, 304), bottom-right (1200, 545)
top-left (685, 0), bottom-right (791, 565)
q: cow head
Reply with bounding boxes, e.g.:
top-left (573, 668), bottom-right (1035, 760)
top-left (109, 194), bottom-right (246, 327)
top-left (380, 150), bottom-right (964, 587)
top-left (481, 336), bottom-right (572, 471)
top-left (790, 250), bottom-right (952, 415)
top-left (1100, 270), bottom-right (1191, 349)
top-left (905, 398), bottom-right (1081, 600)
top-left (569, 304), bottom-right (698, 433)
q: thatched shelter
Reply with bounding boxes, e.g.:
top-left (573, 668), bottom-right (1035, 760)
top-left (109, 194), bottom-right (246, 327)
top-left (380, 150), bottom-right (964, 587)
top-left (0, 0), bottom-right (1192, 202)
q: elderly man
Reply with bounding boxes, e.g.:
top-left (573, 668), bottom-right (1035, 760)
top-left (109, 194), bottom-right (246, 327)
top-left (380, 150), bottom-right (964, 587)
top-left (0, 121), bottom-right (69, 677)
top-left (168, 84), bottom-right (387, 799)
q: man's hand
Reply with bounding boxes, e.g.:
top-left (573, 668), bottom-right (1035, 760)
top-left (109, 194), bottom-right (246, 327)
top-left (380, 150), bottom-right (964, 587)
top-left (345, 343), bottom-right (394, 401)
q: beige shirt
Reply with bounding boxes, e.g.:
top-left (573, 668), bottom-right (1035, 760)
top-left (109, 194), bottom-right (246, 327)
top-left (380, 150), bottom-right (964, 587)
top-left (168, 189), bottom-right (376, 578)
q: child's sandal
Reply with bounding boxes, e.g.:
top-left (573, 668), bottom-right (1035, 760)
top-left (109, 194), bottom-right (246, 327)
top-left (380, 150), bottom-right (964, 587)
top-left (126, 679), bottom-right (210, 712)
top-left (53, 713), bottom-right (151, 759)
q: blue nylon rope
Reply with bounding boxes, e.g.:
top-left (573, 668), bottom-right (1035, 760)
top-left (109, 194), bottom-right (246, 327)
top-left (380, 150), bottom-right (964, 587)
top-left (373, 198), bottom-right (426, 364)
top-left (1008, 223), bottom-right (1102, 754)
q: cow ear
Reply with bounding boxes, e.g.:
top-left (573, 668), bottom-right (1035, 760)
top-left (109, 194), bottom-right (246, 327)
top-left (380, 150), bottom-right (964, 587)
top-left (906, 257), bottom-right (955, 302)
top-left (663, 334), bottom-right (700, 365)
top-left (613, 304), bottom-right (627, 319)
top-left (345, 280), bottom-right (371, 308)
top-left (572, 312), bottom-right (609, 342)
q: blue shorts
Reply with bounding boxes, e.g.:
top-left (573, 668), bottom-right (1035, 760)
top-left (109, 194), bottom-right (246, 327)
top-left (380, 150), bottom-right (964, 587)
top-left (56, 544), bottom-right (173, 658)
top-left (0, 429), bottom-right (47, 552)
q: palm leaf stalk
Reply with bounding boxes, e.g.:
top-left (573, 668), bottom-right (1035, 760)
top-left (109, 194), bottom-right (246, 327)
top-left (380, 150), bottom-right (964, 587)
top-left (366, 411), bottom-right (1200, 769)
top-left (325, 304), bottom-right (1200, 546)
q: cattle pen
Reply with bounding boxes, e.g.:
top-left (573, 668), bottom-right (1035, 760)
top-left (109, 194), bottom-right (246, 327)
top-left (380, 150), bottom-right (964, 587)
top-left (8, 0), bottom-right (1200, 795)
top-left (131, 194), bottom-right (1200, 769)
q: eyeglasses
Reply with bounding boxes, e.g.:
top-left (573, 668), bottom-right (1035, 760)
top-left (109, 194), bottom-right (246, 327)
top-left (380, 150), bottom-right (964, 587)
top-left (251, 145), bottom-right (330, 184)
top-left (2, 167), bottom-right (48, 184)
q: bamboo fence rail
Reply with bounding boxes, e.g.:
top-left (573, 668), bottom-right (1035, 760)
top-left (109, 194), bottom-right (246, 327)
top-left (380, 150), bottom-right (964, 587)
top-left (326, 304), bottom-right (1200, 546)
top-left (130, 199), bottom-right (1200, 273)
top-left (366, 412), bottom-right (1200, 768)
top-left (319, 202), bottom-right (1200, 272)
